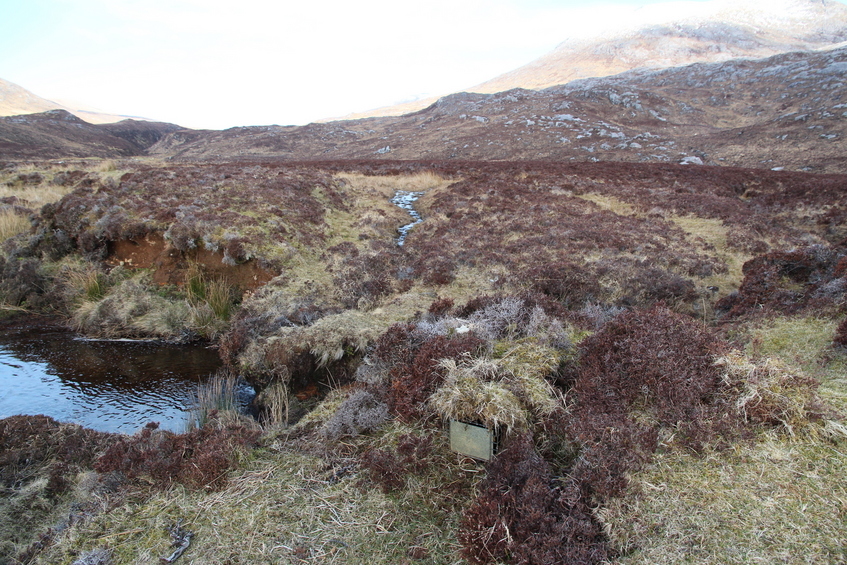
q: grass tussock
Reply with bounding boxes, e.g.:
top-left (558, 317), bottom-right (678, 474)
top-left (715, 351), bottom-right (829, 437)
top-left (0, 180), bottom-right (74, 209)
top-left (256, 380), bottom-right (291, 426)
top-left (0, 210), bottom-right (31, 242)
top-left (65, 266), bottom-right (108, 301)
top-left (430, 354), bottom-right (560, 432)
top-left (186, 264), bottom-right (235, 320)
top-left (186, 370), bottom-right (250, 431)
top-left (71, 278), bottom-right (191, 339)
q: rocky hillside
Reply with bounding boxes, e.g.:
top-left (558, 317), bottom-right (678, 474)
top-left (0, 110), bottom-right (183, 159)
top-left (472, 0), bottom-right (847, 94)
top-left (149, 46), bottom-right (847, 173)
top-left (337, 0), bottom-right (847, 119)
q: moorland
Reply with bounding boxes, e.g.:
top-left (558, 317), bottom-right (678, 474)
top-left (0, 155), bottom-right (845, 564)
top-left (1, 3), bottom-right (847, 562)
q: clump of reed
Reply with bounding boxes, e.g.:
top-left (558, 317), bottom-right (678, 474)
top-left (66, 267), bottom-right (108, 301)
top-left (185, 264), bottom-right (236, 338)
top-left (185, 370), bottom-right (252, 431)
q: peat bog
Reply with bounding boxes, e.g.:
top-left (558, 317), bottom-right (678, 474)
top-left (0, 157), bottom-right (845, 564)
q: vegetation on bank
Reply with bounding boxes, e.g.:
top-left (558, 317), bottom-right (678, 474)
top-left (0, 158), bottom-right (846, 564)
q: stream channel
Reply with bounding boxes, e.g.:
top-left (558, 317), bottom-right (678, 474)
top-left (391, 190), bottom-right (424, 246)
top-left (0, 319), bottom-right (252, 434)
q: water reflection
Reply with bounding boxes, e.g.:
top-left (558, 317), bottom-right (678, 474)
top-left (0, 321), bottom-right (227, 434)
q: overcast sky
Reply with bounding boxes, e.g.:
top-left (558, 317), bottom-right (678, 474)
top-left (2, 0), bottom-right (846, 129)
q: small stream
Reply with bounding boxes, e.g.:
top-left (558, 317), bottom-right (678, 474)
top-left (0, 320), bottom-right (250, 434)
top-left (391, 191), bottom-right (424, 246)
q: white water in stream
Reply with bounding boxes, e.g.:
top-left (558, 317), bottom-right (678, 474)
top-left (391, 191), bottom-right (424, 246)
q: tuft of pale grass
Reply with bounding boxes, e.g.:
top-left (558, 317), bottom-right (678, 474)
top-left (66, 267), bottom-right (107, 301)
top-left (205, 278), bottom-right (234, 320)
top-left (257, 380), bottom-right (290, 426)
top-left (189, 302), bottom-right (228, 340)
top-left (600, 437), bottom-right (847, 564)
top-left (715, 351), bottom-right (826, 437)
top-left (183, 265), bottom-right (236, 337)
top-left (185, 263), bottom-right (207, 304)
top-left (0, 210), bottom-right (31, 241)
top-left (71, 277), bottom-right (192, 339)
top-left (135, 300), bottom-right (191, 337)
top-left (95, 159), bottom-right (117, 172)
top-left (430, 356), bottom-right (559, 431)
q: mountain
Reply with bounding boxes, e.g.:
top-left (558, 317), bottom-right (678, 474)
top-left (0, 79), bottom-right (63, 117)
top-left (0, 78), bottom-right (153, 124)
top-left (0, 110), bottom-right (183, 159)
top-left (471, 0), bottom-right (847, 94)
top-left (148, 45), bottom-right (847, 173)
top-left (336, 0), bottom-right (847, 120)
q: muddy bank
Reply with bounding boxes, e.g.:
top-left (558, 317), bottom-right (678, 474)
top-left (106, 232), bottom-right (275, 291)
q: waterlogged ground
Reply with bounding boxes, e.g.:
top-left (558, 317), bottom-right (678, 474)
top-left (0, 319), bottom-right (231, 433)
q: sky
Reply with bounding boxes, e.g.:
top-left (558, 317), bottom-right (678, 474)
top-left (2, 0), bottom-right (846, 129)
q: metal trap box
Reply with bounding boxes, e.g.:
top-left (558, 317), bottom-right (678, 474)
top-left (449, 420), bottom-right (496, 461)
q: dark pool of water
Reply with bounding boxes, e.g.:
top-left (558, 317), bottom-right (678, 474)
top-left (0, 320), bottom-right (243, 434)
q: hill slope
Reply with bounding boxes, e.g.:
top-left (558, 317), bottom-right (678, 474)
top-left (149, 45), bottom-right (847, 173)
top-left (336, 0), bottom-right (847, 120)
top-left (0, 110), bottom-right (183, 159)
top-left (0, 78), bottom-right (153, 125)
top-left (472, 0), bottom-right (847, 94)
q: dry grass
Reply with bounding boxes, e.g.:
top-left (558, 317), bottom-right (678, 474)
top-left (716, 351), bottom-right (828, 437)
top-left (335, 171), bottom-right (449, 197)
top-left (576, 192), bottom-right (640, 217)
top-left (600, 437), bottom-right (847, 564)
top-left (36, 420), bottom-right (475, 565)
top-left (745, 316), bottom-right (847, 413)
top-left (669, 215), bottom-right (751, 299)
top-left (430, 352), bottom-right (561, 432)
top-left (0, 183), bottom-right (74, 208)
top-left (256, 381), bottom-right (291, 426)
top-left (0, 210), bottom-right (31, 241)
top-left (65, 266), bottom-right (107, 301)
top-left (71, 276), bottom-right (193, 339)
top-left (186, 371), bottom-right (247, 431)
